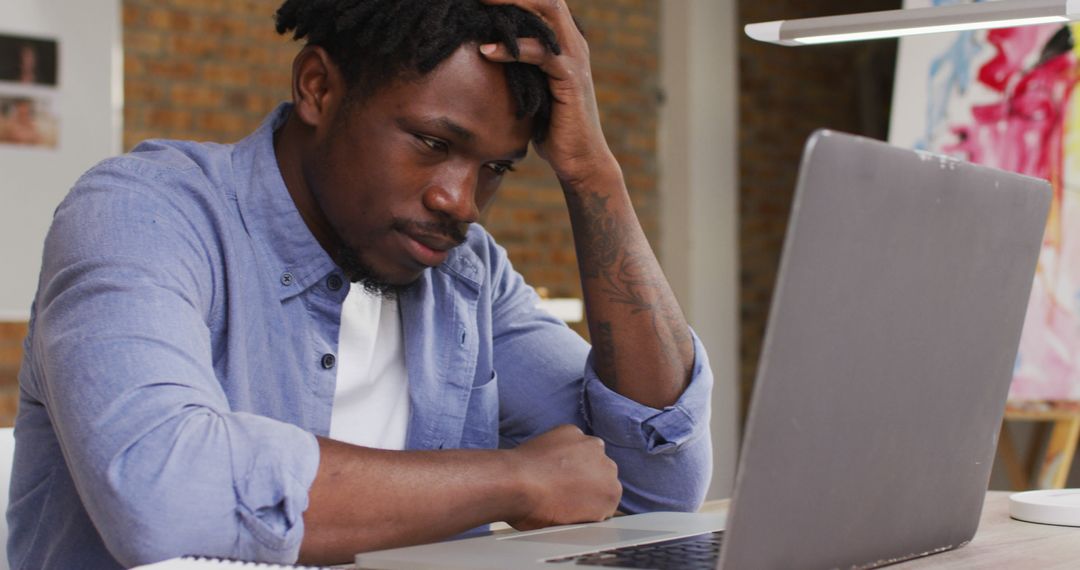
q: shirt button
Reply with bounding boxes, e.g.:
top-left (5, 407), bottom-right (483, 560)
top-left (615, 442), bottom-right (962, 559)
top-left (321, 353), bottom-right (336, 369)
top-left (327, 274), bottom-right (343, 291)
top-left (280, 272), bottom-right (294, 286)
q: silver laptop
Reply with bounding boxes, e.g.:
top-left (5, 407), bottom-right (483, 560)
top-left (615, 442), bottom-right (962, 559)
top-left (354, 130), bottom-right (1051, 570)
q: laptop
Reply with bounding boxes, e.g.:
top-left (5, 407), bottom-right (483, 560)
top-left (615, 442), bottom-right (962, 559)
top-left (354, 130), bottom-right (1051, 570)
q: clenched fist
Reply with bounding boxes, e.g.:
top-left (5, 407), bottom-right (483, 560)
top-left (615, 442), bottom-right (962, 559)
top-left (506, 424), bottom-right (622, 530)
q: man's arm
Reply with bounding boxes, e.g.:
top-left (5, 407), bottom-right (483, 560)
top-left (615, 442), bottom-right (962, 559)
top-left (486, 227), bottom-right (713, 515)
top-left (480, 0), bottom-right (693, 409)
top-left (299, 426), bottom-right (619, 565)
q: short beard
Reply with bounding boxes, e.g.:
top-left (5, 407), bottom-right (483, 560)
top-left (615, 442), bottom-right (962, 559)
top-left (337, 246), bottom-right (412, 299)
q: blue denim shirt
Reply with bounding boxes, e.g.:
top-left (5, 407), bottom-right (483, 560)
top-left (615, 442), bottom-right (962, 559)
top-left (8, 104), bottom-right (713, 569)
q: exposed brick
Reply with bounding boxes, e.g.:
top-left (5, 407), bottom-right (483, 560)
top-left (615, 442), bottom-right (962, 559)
top-left (122, 4), bottom-right (145, 27)
top-left (147, 108), bottom-right (193, 131)
top-left (0, 322), bottom-right (28, 340)
top-left (125, 30), bottom-right (164, 55)
top-left (168, 34), bottom-right (219, 59)
top-left (125, 80), bottom-right (164, 102)
top-left (170, 84), bottom-right (224, 109)
top-left (145, 60), bottom-right (199, 81)
top-left (200, 63), bottom-right (253, 88)
top-left (144, 7), bottom-right (179, 31)
top-left (0, 389), bottom-right (19, 428)
top-left (0, 345), bottom-right (23, 369)
top-left (202, 14), bottom-right (248, 37)
top-left (169, 0), bottom-right (227, 12)
top-left (196, 111), bottom-right (246, 134)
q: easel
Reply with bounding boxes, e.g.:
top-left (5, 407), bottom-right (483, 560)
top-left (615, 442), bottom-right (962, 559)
top-left (997, 400), bottom-right (1080, 490)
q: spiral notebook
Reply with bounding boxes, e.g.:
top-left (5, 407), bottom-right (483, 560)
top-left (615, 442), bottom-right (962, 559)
top-left (132, 557), bottom-right (335, 569)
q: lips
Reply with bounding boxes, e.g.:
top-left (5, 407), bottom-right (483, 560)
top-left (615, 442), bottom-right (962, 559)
top-left (398, 229), bottom-right (456, 267)
top-left (407, 231), bottom-right (459, 253)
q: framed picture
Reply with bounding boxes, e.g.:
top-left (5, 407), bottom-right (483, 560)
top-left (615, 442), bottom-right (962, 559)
top-left (0, 33), bottom-right (59, 86)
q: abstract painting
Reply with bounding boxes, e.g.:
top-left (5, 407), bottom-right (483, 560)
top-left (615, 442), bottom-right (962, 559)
top-left (890, 0), bottom-right (1080, 400)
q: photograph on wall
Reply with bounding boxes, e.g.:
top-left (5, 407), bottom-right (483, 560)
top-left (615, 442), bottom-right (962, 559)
top-left (0, 95), bottom-right (59, 148)
top-left (890, 0), bottom-right (1080, 401)
top-left (0, 33), bottom-right (58, 86)
top-left (0, 32), bottom-right (60, 149)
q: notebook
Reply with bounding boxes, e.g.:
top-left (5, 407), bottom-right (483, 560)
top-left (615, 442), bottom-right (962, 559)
top-left (349, 130), bottom-right (1051, 569)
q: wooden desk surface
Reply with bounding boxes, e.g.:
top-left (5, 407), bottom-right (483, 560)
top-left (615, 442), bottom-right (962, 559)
top-left (704, 491), bottom-right (1080, 569)
top-left (349, 491), bottom-right (1078, 569)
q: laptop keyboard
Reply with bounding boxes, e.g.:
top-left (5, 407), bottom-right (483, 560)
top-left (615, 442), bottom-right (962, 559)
top-left (545, 531), bottom-right (723, 569)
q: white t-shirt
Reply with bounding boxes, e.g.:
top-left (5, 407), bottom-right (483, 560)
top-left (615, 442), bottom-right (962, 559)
top-left (328, 285), bottom-right (410, 450)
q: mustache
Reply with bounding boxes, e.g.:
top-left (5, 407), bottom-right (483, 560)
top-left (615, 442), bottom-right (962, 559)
top-left (392, 218), bottom-right (468, 247)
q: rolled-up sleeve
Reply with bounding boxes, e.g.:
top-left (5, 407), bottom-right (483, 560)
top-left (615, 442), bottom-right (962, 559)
top-left (29, 163), bottom-right (320, 567)
top-left (581, 331), bottom-right (713, 513)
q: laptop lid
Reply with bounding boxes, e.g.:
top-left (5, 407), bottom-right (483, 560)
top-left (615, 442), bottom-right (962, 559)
top-left (720, 130), bottom-right (1050, 569)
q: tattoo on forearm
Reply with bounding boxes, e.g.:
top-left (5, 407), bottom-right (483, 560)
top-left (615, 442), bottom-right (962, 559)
top-left (596, 321), bottom-right (617, 390)
top-left (572, 191), bottom-right (620, 278)
top-left (569, 189), bottom-right (693, 380)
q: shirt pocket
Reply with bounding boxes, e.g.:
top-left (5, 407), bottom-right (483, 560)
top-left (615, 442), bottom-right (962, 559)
top-left (459, 370), bottom-right (498, 449)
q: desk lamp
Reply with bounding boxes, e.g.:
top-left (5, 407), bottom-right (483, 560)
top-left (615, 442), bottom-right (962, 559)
top-left (745, 0), bottom-right (1080, 528)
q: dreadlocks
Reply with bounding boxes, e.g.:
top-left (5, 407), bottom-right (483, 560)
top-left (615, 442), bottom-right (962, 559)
top-left (274, 0), bottom-right (561, 141)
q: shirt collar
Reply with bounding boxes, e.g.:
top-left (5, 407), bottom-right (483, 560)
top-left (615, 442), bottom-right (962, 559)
top-left (232, 103), bottom-right (338, 300)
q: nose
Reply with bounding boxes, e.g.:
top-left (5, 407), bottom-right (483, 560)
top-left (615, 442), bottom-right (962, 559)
top-left (422, 166), bottom-right (480, 224)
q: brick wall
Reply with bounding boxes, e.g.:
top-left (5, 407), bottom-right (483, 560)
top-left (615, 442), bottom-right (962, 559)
top-left (738, 0), bottom-right (899, 420)
top-left (0, 323), bottom-right (26, 426)
top-left (0, 0), bottom-right (660, 424)
top-left (121, 0), bottom-right (296, 149)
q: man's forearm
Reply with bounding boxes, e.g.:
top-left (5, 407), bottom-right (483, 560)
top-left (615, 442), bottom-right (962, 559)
top-left (298, 437), bottom-right (524, 565)
top-left (299, 426), bottom-right (621, 565)
top-left (564, 160), bottom-right (695, 410)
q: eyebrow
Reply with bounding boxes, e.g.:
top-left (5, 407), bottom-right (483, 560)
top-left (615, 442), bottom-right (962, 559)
top-left (401, 116), bottom-right (529, 160)
top-left (413, 116), bottom-right (475, 142)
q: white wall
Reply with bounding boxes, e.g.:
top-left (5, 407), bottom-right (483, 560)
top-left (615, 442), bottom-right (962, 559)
top-left (660, 0), bottom-right (740, 499)
top-left (0, 0), bottom-right (122, 319)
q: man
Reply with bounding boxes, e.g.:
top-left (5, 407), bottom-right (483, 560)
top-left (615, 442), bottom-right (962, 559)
top-left (8, 0), bottom-right (713, 567)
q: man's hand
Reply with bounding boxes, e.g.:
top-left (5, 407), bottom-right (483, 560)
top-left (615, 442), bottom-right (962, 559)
top-left (507, 425), bottom-right (622, 530)
top-left (478, 0), bottom-right (618, 188)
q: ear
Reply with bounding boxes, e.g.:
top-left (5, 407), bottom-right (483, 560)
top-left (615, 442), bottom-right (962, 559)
top-left (290, 45), bottom-right (345, 128)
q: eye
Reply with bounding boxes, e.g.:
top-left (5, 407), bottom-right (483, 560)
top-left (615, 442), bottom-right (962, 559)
top-left (415, 134), bottom-right (448, 153)
top-left (486, 162), bottom-right (516, 175)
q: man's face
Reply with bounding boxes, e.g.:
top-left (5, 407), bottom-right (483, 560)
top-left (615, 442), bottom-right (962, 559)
top-left (303, 45), bottom-right (533, 292)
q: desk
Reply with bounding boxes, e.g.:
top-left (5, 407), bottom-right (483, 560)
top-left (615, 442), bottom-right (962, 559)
top-left (700, 491), bottom-right (1080, 568)
top-left (350, 491), bottom-right (1076, 569)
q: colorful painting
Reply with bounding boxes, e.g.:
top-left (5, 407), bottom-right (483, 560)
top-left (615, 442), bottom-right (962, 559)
top-left (890, 0), bottom-right (1080, 400)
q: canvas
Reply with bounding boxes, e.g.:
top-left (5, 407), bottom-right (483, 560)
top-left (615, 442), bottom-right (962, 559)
top-left (890, 0), bottom-right (1080, 401)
